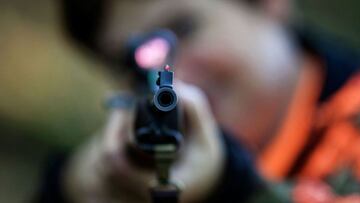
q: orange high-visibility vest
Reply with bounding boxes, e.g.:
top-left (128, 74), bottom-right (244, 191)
top-left (258, 54), bottom-right (360, 181)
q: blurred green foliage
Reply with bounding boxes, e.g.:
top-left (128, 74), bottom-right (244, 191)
top-left (0, 2), bottom-right (111, 148)
top-left (0, 3), bottom-right (111, 201)
top-left (297, 0), bottom-right (360, 50)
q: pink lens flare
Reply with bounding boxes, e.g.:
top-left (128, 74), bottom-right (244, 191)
top-left (135, 37), bottom-right (170, 69)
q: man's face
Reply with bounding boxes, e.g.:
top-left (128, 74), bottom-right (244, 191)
top-left (97, 0), bottom-right (299, 150)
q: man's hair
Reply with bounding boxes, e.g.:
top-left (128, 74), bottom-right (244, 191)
top-left (61, 0), bottom-right (107, 51)
top-left (61, 0), bottom-right (260, 49)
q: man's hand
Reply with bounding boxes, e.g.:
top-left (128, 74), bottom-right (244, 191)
top-left (64, 82), bottom-right (224, 203)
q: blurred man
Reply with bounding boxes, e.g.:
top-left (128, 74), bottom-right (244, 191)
top-left (38, 0), bottom-right (273, 202)
top-left (37, 0), bottom-right (360, 202)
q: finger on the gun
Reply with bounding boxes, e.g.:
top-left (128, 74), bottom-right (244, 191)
top-left (103, 109), bottom-right (135, 153)
top-left (175, 81), bottom-right (219, 142)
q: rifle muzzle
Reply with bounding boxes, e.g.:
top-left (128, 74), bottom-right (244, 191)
top-left (154, 87), bottom-right (177, 112)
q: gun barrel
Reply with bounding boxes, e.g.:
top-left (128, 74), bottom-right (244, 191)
top-left (153, 66), bottom-right (177, 112)
top-left (154, 87), bottom-right (177, 112)
top-left (134, 65), bottom-right (182, 202)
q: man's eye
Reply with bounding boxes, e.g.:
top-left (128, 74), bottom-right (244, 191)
top-left (165, 14), bottom-right (198, 40)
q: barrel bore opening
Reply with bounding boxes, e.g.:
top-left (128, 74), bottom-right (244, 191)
top-left (158, 92), bottom-right (174, 107)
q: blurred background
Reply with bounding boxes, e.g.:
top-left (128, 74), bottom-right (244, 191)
top-left (0, 0), bottom-right (358, 202)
